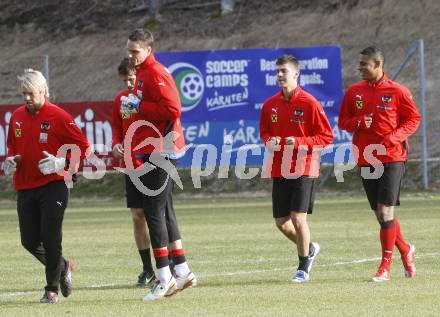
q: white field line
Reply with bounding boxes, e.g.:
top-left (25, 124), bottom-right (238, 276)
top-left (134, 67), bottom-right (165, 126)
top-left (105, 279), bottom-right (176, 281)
top-left (200, 252), bottom-right (439, 278)
top-left (0, 252), bottom-right (438, 298)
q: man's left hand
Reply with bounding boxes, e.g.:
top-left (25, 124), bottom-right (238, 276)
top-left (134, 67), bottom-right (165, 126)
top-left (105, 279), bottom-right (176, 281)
top-left (38, 151), bottom-right (66, 175)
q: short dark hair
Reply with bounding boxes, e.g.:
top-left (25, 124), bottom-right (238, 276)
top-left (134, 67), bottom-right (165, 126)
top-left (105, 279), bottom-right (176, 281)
top-left (128, 28), bottom-right (154, 49)
top-left (360, 46), bottom-right (385, 64)
top-left (118, 58), bottom-right (136, 76)
top-left (276, 55), bottom-right (300, 69)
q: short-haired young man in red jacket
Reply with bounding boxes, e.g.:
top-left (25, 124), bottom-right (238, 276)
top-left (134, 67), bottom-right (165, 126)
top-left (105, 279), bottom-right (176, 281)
top-left (338, 46), bottom-right (421, 282)
top-left (3, 69), bottom-right (91, 303)
top-left (121, 29), bottom-right (195, 301)
top-left (260, 55), bottom-right (333, 283)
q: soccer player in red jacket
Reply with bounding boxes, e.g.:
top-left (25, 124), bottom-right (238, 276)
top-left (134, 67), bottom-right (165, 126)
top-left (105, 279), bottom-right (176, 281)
top-left (338, 46), bottom-right (421, 282)
top-left (112, 58), bottom-right (156, 288)
top-left (3, 69), bottom-right (91, 303)
top-left (260, 55), bottom-right (333, 283)
top-left (112, 58), bottom-right (180, 287)
top-left (121, 29), bottom-right (195, 301)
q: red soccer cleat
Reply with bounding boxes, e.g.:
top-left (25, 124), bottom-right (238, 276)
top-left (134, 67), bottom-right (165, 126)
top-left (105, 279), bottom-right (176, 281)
top-left (402, 244), bottom-right (416, 278)
top-left (372, 267), bottom-right (390, 282)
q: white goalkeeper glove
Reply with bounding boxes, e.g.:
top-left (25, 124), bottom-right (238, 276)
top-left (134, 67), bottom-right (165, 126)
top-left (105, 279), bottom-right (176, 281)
top-left (120, 93), bottom-right (141, 115)
top-left (284, 136), bottom-right (296, 146)
top-left (3, 155), bottom-right (21, 175)
top-left (266, 137), bottom-right (281, 152)
top-left (38, 151), bottom-right (66, 175)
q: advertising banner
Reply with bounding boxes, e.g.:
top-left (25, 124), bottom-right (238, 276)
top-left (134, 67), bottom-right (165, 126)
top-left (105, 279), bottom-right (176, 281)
top-left (157, 47), bottom-right (348, 166)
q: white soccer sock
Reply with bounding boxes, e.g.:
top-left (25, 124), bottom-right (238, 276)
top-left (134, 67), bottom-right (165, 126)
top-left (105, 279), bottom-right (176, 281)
top-left (175, 262), bottom-right (190, 277)
top-left (156, 266), bottom-right (172, 283)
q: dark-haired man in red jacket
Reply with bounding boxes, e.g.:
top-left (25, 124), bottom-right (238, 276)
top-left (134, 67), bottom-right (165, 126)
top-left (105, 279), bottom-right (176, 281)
top-left (121, 28), bottom-right (195, 301)
top-left (338, 46), bottom-right (421, 282)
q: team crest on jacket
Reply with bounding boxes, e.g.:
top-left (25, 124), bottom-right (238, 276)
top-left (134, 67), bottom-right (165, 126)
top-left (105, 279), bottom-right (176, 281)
top-left (41, 121), bottom-right (50, 131)
top-left (382, 95), bottom-right (392, 103)
top-left (294, 109), bottom-right (304, 116)
top-left (356, 100), bottom-right (363, 109)
top-left (15, 129), bottom-right (22, 137)
top-left (271, 114), bottom-right (278, 122)
top-left (138, 80), bottom-right (143, 88)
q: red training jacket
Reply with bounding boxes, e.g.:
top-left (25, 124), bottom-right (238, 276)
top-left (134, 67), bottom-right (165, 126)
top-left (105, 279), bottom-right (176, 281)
top-left (260, 86), bottom-right (334, 178)
top-left (7, 100), bottom-right (90, 190)
top-left (338, 74), bottom-right (421, 166)
top-left (132, 53), bottom-right (185, 155)
top-left (112, 89), bottom-right (131, 148)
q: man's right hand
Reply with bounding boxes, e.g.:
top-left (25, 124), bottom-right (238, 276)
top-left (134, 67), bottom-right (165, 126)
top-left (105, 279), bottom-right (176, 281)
top-left (120, 94), bottom-right (141, 115)
top-left (3, 155), bottom-right (21, 175)
top-left (364, 113), bottom-right (373, 128)
top-left (112, 144), bottom-right (124, 159)
top-left (266, 137), bottom-right (281, 152)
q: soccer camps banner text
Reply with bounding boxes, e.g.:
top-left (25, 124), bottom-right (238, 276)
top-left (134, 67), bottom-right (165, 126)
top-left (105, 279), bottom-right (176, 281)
top-left (157, 47), bottom-right (347, 166)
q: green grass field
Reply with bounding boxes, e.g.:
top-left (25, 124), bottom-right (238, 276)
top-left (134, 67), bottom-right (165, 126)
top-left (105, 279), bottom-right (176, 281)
top-left (0, 195), bottom-right (439, 317)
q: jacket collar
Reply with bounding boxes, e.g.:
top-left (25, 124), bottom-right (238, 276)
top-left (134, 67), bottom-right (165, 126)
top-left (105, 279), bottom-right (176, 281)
top-left (25, 98), bottom-right (49, 116)
top-left (136, 53), bottom-right (156, 71)
top-left (278, 85), bottom-right (302, 103)
top-left (368, 73), bottom-right (389, 88)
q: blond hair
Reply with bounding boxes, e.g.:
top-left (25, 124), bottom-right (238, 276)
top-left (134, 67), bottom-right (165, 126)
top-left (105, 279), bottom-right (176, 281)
top-left (18, 68), bottom-right (49, 98)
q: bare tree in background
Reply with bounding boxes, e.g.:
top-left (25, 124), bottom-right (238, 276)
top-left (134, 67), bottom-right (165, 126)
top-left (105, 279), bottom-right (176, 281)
top-left (148, 0), bottom-right (162, 20)
top-left (221, 0), bottom-right (235, 15)
top-left (130, 0), bottom-right (163, 23)
top-left (130, 0), bottom-right (234, 19)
